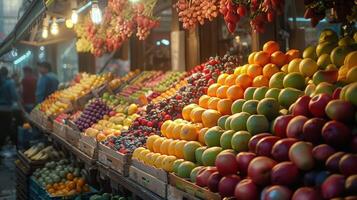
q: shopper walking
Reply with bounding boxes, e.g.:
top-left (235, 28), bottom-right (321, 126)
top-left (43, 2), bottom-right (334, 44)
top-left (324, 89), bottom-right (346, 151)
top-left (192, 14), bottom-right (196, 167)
top-left (36, 62), bottom-right (59, 103)
top-left (21, 66), bottom-right (37, 112)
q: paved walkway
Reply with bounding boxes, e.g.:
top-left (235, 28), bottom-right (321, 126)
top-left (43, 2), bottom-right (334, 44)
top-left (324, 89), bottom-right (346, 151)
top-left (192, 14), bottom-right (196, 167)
top-left (0, 145), bottom-right (16, 200)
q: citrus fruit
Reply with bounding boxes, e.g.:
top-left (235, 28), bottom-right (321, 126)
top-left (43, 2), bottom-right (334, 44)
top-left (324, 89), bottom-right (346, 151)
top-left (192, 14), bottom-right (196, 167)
top-left (263, 41), bottom-right (280, 55)
top-left (344, 51), bottom-right (357, 69)
top-left (247, 64), bottom-right (263, 78)
top-left (190, 107), bottom-right (206, 123)
top-left (346, 67), bottom-right (357, 83)
top-left (231, 99), bottom-right (246, 114)
top-left (317, 54), bottom-right (331, 69)
top-left (201, 109), bottom-right (222, 128)
top-left (248, 52), bottom-right (257, 64)
top-left (160, 139), bottom-right (173, 155)
top-left (172, 159), bottom-right (184, 174)
top-left (162, 155), bottom-right (177, 172)
top-left (246, 115), bottom-right (270, 135)
top-left (283, 72), bottom-right (306, 90)
top-left (201, 147), bottom-right (223, 166)
top-left (288, 58), bottom-right (302, 73)
top-left (230, 112), bottom-right (250, 131)
top-left (177, 161), bottom-right (196, 178)
top-left (154, 155), bottom-right (166, 169)
top-left (257, 98), bottom-right (280, 120)
top-left (207, 83), bottom-right (221, 97)
top-left (253, 75), bottom-right (269, 87)
top-left (271, 51), bottom-right (287, 67)
top-left (204, 126), bottom-right (224, 147)
top-left (299, 58), bottom-right (318, 77)
top-left (244, 87), bottom-right (257, 100)
top-left (216, 85), bottom-right (229, 99)
top-left (217, 99), bottom-right (233, 115)
top-left (146, 135), bottom-right (160, 152)
top-left (199, 95), bottom-right (210, 109)
top-left (165, 122), bottom-right (176, 139)
top-left (207, 97), bottom-right (220, 110)
top-left (269, 72), bottom-right (285, 89)
top-left (242, 99), bottom-right (259, 115)
top-left (253, 86), bottom-right (269, 100)
top-left (225, 74), bottom-right (238, 86)
top-left (160, 120), bottom-right (172, 137)
top-left (198, 128), bottom-right (208, 145)
top-left (172, 123), bottom-right (185, 139)
top-left (226, 85), bottom-right (244, 100)
top-left (183, 141), bottom-right (202, 162)
top-left (254, 51), bottom-right (271, 66)
top-left (153, 137), bottom-right (165, 153)
top-left (231, 131), bottom-right (252, 152)
top-left (236, 74), bottom-right (253, 90)
top-left (180, 124), bottom-right (199, 141)
top-left (278, 88), bottom-right (304, 108)
top-left (182, 104), bottom-right (198, 121)
top-left (217, 73), bottom-right (229, 85)
top-left (286, 49), bottom-right (300, 62)
top-left (263, 63), bottom-right (280, 78)
top-left (168, 140), bottom-right (179, 156)
top-left (195, 146), bottom-right (207, 165)
top-left (220, 130), bottom-right (235, 149)
top-left (265, 88), bottom-right (281, 101)
top-left (303, 45), bottom-right (317, 60)
top-left (174, 140), bottom-right (187, 159)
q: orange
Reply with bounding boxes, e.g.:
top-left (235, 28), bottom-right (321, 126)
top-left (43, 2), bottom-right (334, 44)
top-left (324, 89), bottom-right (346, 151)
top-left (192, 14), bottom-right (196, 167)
top-left (216, 85), bottom-right (229, 99)
top-left (190, 107), bottom-right (206, 123)
top-left (172, 123), bottom-right (185, 139)
top-left (217, 73), bottom-right (229, 85)
top-left (146, 135), bottom-right (160, 152)
top-left (174, 140), bottom-right (187, 159)
top-left (182, 104), bottom-right (197, 121)
top-left (253, 75), bottom-right (269, 87)
top-left (160, 120), bottom-right (171, 137)
top-left (96, 133), bottom-right (106, 142)
top-left (286, 49), bottom-right (301, 62)
top-left (226, 85), bottom-right (244, 100)
top-left (248, 52), bottom-right (257, 64)
top-left (201, 109), bottom-right (222, 128)
top-left (263, 41), bottom-right (280, 55)
top-left (198, 128), bottom-right (208, 145)
top-left (263, 63), bottom-right (280, 78)
top-left (207, 97), bottom-right (220, 110)
top-left (217, 99), bottom-right (233, 115)
top-left (199, 95), bottom-right (210, 109)
top-left (165, 122), bottom-right (176, 139)
top-left (254, 51), bottom-right (270, 66)
top-left (247, 64), bottom-right (263, 78)
top-left (236, 74), bottom-right (253, 90)
top-left (224, 74), bottom-right (238, 86)
top-left (180, 124), bottom-right (199, 141)
top-left (160, 139), bottom-right (173, 155)
top-left (207, 83), bottom-right (221, 97)
top-left (271, 51), bottom-right (287, 67)
top-left (234, 67), bottom-right (242, 75)
top-left (153, 137), bottom-right (165, 153)
top-left (241, 64), bottom-right (249, 74)
top-left (168, 140), bottom-right (179, 156)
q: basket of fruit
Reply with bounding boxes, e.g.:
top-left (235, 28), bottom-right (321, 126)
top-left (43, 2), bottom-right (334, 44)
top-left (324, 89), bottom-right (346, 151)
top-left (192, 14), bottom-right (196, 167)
top-left (98, 142), bottom-right (131, 176)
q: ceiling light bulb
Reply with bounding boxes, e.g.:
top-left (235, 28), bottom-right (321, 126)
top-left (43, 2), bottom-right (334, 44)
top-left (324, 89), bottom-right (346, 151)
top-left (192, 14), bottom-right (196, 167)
top-left (42, 28), bottom-right (48, 39)
top-left (90, 1), bottom-right (102, 24)
top-left (71, 9), bottom-right (78, 24)
top-left (50, 18), bottom-right (59, 35)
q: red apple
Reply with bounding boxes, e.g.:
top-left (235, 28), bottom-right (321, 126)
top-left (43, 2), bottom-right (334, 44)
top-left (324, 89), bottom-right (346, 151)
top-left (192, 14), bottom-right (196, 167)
top-left (248, 156), bottom-right (277, 186)
top-left (286, 115), bottom-right (308, 139)
top-left (312, 144), bottom-right (336, 163)
top-left (236, 152), bottom-right (256, 175)
top-left (345, 196), bottom-right (357, 200)
top-left (271, 138), bottom-right (298, 162)
top-left (256, 136), bottom-right (280, 157)
top-left (234, 178), bottom-right (259, 200)
top-left (289, 141), bottom-right (314, 171)
top-left (325, 100), bottom-right (355, 122)
top-left (196, 167), bottom-right (217, 187)
top-left (332, 88), bottom-right (341, 99)
top-left (261, 185), bottom-right (292, 200)
top-left (302, 118), bottom-right (326, 144)
top-left (309, 93), bottom-right (332, 118)
top-left (271, 161), bottom-right (299, 186)
top-left (218, 174), bottom-right (241, 197)
top-left (292, 96), bottom-right (311, 117)
top-left (322, 120), bottom-right (352, 147)
top-left (326, 152), bottom-right (346, 172)
top-left (207, 172), bottom-right (222, 192)
top-left (321, 174), bottom-right (345, 199)
top-left (345, 175), bottom-right (357, 194)
top-left (303, 171), bottom-right (319, 186)
top-left (339, 154), bottom-right (357, 176)
top-left (292, 187), bottom-right (322, 200)
top-left (248, 133), bottom-right (271, 152)
top-left (215, 152), bottom-right (238, 176)
top-left (272, 115), bottom-right (294, 138)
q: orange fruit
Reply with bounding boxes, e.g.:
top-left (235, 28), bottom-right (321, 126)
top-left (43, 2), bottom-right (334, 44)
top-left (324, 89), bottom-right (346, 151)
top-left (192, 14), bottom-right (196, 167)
top-left (160, 139), bottom-right (173, 155)
top-left (172, 123), bottom-right (185, 139)
top-left (286, 49), bottom-right (301, 62)
top-left (160, 120), bottom-right (172, 137)
top-left (217, 73), bottom-right (229, 85)
top-left (224, 74), bottom-right (238, 86)
top-left (263, 63), bottom-right (280, 78)
top-left (217, 99), bottom-right (233, 115)
top-left (234, 67), bottom-right (242, 75)
top-left (254, 51), bottom-right (270, 66)
top-left (182, 104), bottom-right (197, 121)
top-left (199, 95), bottom-right (210, 109)
top-left (263, 41), bottom-right (280, 55)
top-left (271, 51), bottom-right (287, 67)
top-left (207, 83), bottom-right (221, 97)
top-left (253, 75), bottom-right (269, 87)
top-left (180, 124), bottom-right (199, 141)
top-left (236, 74), bottom-right (252, 90)
top-left (202, 109), bottom-right (222, 128)
top-left (198, 128), bottom-right (208, 145)
top-left (216, 85), bottom-right (229, 99)
top-left (226, 85), bottom-right (244, 100)
top-left (146, 135), bottom-right (160, 152)
top-left (153, 137), bottom-right (165, 153)
top-left (190, 107), bottom-right (206, 123)
top-left (248, 52), bottom-right (257, 64)
top-left (240, 64), bottom-right (249, 74)
top-left (174, 140), bottom-right (187, 159)
top-left (207, 97), bottom-right (220, 110)
top-left (247, 64), bottom-right (263, 78)
top-left (166, 122), bottom-right (176, 139)
top-left (168, 140), bottom-right (179, 156)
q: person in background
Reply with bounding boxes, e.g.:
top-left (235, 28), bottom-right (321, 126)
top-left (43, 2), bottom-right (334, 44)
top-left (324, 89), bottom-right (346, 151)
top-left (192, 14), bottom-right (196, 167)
top-left (36, 62), bottom-right (59, 103)
top-left (21, 66), bottom-right (37, 112)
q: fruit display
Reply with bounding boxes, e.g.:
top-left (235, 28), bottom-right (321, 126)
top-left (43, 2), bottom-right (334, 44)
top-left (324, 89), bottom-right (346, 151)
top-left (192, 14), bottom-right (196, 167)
top-left (24, 143), bottom-right (63, 161)
top-left (89, 193), bottom-right (132, 200)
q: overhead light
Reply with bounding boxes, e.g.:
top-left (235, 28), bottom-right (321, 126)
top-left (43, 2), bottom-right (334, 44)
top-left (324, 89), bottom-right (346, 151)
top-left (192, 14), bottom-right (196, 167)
top-left (14, 51), bottom-right (32, 65)
top-left (90, 0), bottom-right (102, 24)
top-left (129, 0), bottom-right (140, 2)
top-left (66, 19), bottom-right (74, 28)
top-left (42, 28), bottom-right (49, 38)
top-left (71, 9), bottom-right (78, 24)
top-left (50, 17), bottom-right (59, 35)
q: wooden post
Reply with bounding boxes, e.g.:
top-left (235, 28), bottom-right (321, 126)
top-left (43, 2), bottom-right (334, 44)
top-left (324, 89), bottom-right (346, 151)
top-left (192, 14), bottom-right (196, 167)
top-left (78, 52), bottom-right (96, 73)
top-left (171, 0), bottom-right (186, 71)
top-left (130, 37), bottom-right (145, 70)
top-left (185, 28), bottom-right (200, 71)
top-left (199, 18), bottom-right (219, 62)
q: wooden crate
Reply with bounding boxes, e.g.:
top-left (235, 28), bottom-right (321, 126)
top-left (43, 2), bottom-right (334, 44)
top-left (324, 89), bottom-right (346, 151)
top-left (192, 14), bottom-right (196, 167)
top-left (169, 173), bottom-right (221, 200)
top-left (167, 185), bottom-right (201, 200)
top-left (78, 134), bottom-right (98, 159)
top-left (98, 143), bottom-right (131, 176)
top-left (92, 83), bottom-right (112, 97)
top-left (74, 92), bottom-right (94, 110)
top-left (65, 127), bottom-right (80, 148)
top-left (52, 121), bottom-right (66, 139)
top-left (131, 158), bottom-right (168, 183)
top-left (129, 166), bottom-right (167, 199)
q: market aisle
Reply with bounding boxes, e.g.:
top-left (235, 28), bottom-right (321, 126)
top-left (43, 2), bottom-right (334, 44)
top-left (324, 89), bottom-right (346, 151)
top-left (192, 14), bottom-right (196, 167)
top-left (0, 145), bottom-right (16, 200)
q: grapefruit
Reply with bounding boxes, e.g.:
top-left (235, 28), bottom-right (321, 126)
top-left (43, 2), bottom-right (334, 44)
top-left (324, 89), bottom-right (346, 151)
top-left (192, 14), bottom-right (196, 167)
top-left (254, 51), bottom-right (270, 66)
top-left (220, 130), bottom-right (235, 149)
top-left (253, 86), bottom-right (269, 100)
top-left (217, 115), bottom-right (229, 129)
top-left (299, 58), bottom-right (318, 77)
top-left (283, 72), bottom-right (306, 90)
top-left (204, 126), bottom-right (224, 147)
top-left (230, 112), bottom-right (251, 131)
top-left (269, 72), bottom-right (285, 89)
top-left (231, 131), bottom-right (252, 152)
top-left (183, 141), bottom-right (202, 162)
top-left (217, 99), bottom-right (233, 115)
top-left (174, 140), bottom-right (187, 159)
top-left (244, 87), bottom-right (257, 100)
top-left (182, 104), bottom-right (198, 121)
top-left (202, 109), bottom-right (222, 128)
top-left (231, 99), bottom-right (246, 114)
top-left (172, 159), bottom-right (184, 174)
top-left (201, 147), bottom-right (223, 166)
top-left (288, 58), bottom-right (302, 73)
top-left (278, 88), bottom-right (304, 108)
top-left (195, 146), bottom-right (208, 165)
top-left (180, 124), bottom-right (199, 141)
top-left (246, 115), bottom-right (270, 135)
top-left (265, 88), bottom-right (281, 101)
top-left (178, 161), bottom-right (196, 178)
top-left (242, 100), bottom-right (259, 114)
top-left (257, 98), bottom-right (280, 120)
top-left (303, 45), bottom-right (317, 60)
top-left (190, 107), bottom-right (206, 123)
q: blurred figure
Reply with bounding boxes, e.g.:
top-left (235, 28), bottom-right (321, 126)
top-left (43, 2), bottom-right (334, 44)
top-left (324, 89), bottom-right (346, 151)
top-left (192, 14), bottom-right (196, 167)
top-left (36, 62), bottom-right (59, 103)
top-left (21, 66), bottom-right (37, 112)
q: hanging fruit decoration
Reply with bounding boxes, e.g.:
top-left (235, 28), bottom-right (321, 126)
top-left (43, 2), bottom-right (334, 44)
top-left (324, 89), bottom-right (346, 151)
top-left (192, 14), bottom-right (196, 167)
top-left (175, 0), bottom-right (285, 33)
top-left (75, 0), bottom-right (159, 57)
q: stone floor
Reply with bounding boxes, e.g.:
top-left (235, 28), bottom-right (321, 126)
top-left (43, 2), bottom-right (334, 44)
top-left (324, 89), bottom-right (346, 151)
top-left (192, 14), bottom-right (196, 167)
top-left (0, 145), bottom-right (16, 200)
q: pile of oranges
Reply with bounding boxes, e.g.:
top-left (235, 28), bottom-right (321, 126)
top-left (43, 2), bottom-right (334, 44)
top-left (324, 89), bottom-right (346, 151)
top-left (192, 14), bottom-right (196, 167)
top-left (46, 174), bottom-right (90, 197)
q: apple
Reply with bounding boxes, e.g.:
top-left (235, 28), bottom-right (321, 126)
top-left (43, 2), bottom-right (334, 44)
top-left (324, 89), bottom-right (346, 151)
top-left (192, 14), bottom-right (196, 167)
top-left (248, 133), bottom-right (271, 152)
top-left (272, 115), bottom-right (294, 138)
top-left (271, 138), bottom-right (298, 162)
top-left (292, 187), bottom-right (322, 200)
top-left (261, 185), bottom-right (292, 200)
top-left (322, 120), bottom-right (352, 147)
top-left (207, 172), bottom-right (222, 192)
top-left (302, 118), bottom-right (326, 144)
top-left (339, 154), bottom-right (357, 176)
top-left (271, 161), bottom-right (299, 186)
top-left (325, 100), bottom-right (355, 122)
top-left (309, 93), bottom-right (332, 118)
top-left (312, 144), bottom-right (336, 163)
top-left (218, 174), bottom-right (241, 197)
top-left (345, 175), bottom-right (357, 194)
top-left (255, 136), bottom-right (280, 157)
top-left (292, 95), bottom-right (311, 117)
top-left (286, 115), bottom-right (308, 139)
top-left (289, 141), bottom-right (314, 170)
top-left (236, 152), bottom-right (256, 175)
top-left (326, 152), bottom-right (346, 172)
top-left (196, 167), bottom-right (217, 187)
top-left (215, 152), bottom-right (238, 176)
top-left (321, 174), bottom-right (345, 199)
top-left (248, 156), bottom-right (277, 186)
top-left (234, 178), bottom-right (259, 200)
top-left (332, 88), bottom-right (341, 99)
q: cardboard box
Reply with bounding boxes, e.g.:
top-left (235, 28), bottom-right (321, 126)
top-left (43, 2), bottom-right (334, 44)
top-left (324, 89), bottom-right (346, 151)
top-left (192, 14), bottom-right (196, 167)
top-left (65, 127), bottom-right (80, 148)
top-left (98, 143), bottom-right (131, 176)
top-left (129, 166), bottom-right (167, 198)
top-left (78, 134), bottom-right (97, 159)
top-left (169, 173), bottom-right (221, 200)
top-left (131, 158), bottom-right (168, 183)
top-left (53, 121), bottom-right (67, 139)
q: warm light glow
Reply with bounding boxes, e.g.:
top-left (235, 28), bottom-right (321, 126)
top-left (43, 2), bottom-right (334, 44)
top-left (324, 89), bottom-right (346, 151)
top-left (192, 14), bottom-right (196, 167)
top-left (129, 0), bottom-right (140, 3)
top-left (66, 19), bottom-right (74, 28)
top-left (42, 28), bottom-right (48, 38)
top-left (90, 1), bottom-right (102, 24)
top-left (50, 18), bottom-right (59, 35)
top-left (71, 9), bottom-right (78, 24)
